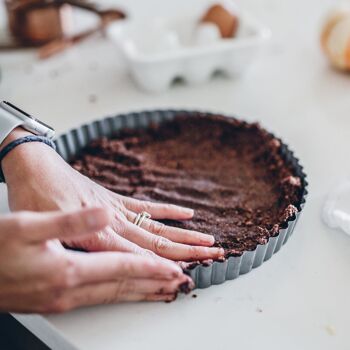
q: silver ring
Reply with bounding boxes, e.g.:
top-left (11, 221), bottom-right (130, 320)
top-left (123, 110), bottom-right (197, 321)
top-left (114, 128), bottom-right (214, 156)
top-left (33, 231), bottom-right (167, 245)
top-left (134, 211), bottom-right (151, 227)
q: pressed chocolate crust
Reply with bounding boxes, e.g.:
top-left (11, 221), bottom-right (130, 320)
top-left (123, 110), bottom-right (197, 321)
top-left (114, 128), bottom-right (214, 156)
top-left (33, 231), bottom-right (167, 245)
top-left (71, 114), bottom-right (303, 257)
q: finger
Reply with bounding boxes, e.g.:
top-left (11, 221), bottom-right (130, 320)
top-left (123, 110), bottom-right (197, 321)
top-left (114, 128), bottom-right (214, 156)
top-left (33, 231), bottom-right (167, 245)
top-left (68, 251), bottom-right (184, 284)
top-left (123, 221), bottom-right (224, 261)
top-left (64, 226), bottom-right (148, 254)
top-left (126, 211), bottom-right (214, 246)
top-left (7, 208), bottom-right (110, 243)
top-left (67, 227), bottom-right (179, 265)
top-left (53, 282), bottom-right (182, 311)
top-left (76, 273), bottom-right (192, 295)
top-left (10, 291), bottom-right (178, 314)
top-left (123, 198), bottom-right (194, 220)
top-left (3, 273), bottom-right (188, 313)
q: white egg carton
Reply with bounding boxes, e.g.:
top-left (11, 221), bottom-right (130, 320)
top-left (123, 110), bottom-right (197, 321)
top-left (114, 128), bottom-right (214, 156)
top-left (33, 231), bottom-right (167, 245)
top-left (107, 4), bottom-right (271, 92)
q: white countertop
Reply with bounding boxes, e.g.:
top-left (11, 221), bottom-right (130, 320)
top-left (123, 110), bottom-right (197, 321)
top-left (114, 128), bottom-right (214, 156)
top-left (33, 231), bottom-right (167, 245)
top-left (1, 0), bottom-right (350, 349)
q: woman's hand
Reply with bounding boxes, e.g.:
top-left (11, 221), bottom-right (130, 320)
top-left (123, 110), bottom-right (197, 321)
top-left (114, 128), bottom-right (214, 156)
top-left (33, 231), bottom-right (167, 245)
top-left (0, 208), bottom-right (192, 313)
top-left (2, 129), bottom-right (224, 261)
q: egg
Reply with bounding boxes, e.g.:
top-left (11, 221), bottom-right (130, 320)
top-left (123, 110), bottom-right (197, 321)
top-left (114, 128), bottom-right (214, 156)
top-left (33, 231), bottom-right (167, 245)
top-left (201, 4), bottom-right (239, 39)
top-left (321, 6), bottom-right (350, 71)
top-left (193, 23), bottom-right (221, 46)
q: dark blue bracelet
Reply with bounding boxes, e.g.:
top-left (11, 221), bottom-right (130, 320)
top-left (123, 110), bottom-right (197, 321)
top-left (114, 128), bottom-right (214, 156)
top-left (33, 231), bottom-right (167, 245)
top-left (0, 136), bottom-right (56, 183)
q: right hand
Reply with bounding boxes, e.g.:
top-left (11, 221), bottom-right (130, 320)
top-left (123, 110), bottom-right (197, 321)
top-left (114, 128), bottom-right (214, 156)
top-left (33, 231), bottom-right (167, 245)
top-left (0, 208), bottom-right (192, 314)
top-left (3, 130), bottom-right (224, 262)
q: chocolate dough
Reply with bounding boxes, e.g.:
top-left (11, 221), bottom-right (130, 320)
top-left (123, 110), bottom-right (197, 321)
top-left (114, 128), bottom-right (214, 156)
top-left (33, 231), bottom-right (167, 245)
top-left (71, 114), bottom-right (303, 257)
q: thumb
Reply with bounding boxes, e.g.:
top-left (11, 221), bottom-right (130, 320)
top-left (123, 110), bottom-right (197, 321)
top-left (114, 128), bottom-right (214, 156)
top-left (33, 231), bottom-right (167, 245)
top-left (2, 208), bottom-right (110, 243)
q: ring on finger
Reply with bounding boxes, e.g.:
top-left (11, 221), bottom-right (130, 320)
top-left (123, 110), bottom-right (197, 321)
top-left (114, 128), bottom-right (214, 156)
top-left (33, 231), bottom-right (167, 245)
top-left (134, 211), bottom-right (151, 227)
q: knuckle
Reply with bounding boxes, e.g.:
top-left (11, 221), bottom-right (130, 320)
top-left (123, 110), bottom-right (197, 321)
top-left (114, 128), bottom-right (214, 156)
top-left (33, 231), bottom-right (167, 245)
top-left (123, 279), bottom-right (135, 293)
top-left (189, 245), bottom-right (200, 257)
top-left (149, 221), bottom-right (166, 236)
top-left (140, 201), bottom-right (153, 212)
top-left (141, 249), bottom-right (158, 259)
top-left (153, 236), bottom-right (171, 253)
top-left (47, 298), bottom-right (72, 313)
top-left (13, 212), bottom-right (31, 233)
top-left (113, 216), bottom-right (127, 235)
top-left (75, 232), bottom-right (101, 250)
top-left (95, 231), bottom-right (108, 244)
top-left (124, 210), bottom-right (134, 223)
top-left (113, 280), bottom-right (130, 299)
top-left (61, 213), bottom-right (78, 235)
top-left (52, 258), bottom-right (78, 289)
top-left (120, 259), bottom-right (134, 274)
top-left (117, 204), bottom-right (129, 216)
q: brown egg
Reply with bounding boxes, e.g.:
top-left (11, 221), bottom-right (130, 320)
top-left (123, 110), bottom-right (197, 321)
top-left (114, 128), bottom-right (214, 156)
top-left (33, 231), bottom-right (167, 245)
top-left (201, 4), bottom-right (239, 38)
top-left (321, 6), bottom-right (350, 71)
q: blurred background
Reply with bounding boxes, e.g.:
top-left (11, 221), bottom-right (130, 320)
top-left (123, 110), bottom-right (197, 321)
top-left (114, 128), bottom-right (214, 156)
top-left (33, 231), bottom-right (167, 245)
top-left (1, 0), bottom-right (349, 135)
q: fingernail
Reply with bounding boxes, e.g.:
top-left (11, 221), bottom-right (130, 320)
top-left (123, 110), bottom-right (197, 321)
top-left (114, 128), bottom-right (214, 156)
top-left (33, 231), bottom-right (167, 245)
top-left (164, 294), bottom-right (178, 303)
top-left (177, 279), bottom-right (194, 294)
top-left (182, 208), bottom-right (194, 217)
top-left (200, 234), bottom-right (215, 245)
top-left (217, 248), bottom-right (225, 257)
top-left (186, 277), bottom-right (195, 290)
top-left (211, 247), bottom-right (225, 258)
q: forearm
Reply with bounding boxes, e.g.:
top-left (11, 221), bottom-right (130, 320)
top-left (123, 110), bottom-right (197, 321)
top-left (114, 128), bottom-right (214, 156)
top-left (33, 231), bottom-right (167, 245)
top-left (0, 128), bottom-right (78, 213)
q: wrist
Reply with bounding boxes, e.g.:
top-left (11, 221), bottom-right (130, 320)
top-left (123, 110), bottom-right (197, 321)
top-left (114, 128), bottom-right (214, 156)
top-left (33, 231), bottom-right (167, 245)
top-left (0, 127), bottom-right (32, 151)
top-left (1, 129), bottom-right (58, 185)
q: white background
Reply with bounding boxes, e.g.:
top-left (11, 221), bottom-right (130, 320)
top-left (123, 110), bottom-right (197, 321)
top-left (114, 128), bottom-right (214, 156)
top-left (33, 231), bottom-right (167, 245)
top-left (0, 0), bottom-right (350, 349)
